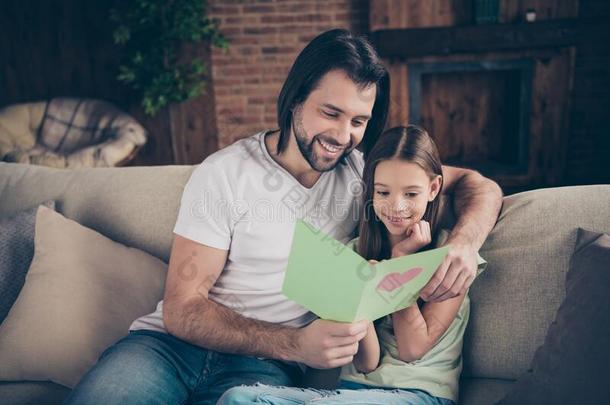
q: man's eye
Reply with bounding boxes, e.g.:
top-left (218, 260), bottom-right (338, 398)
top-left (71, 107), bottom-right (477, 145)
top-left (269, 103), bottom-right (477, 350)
top-left (352, 120), bottom-right (364, 127)
top-left (323, 111), bottom-right (338, 118)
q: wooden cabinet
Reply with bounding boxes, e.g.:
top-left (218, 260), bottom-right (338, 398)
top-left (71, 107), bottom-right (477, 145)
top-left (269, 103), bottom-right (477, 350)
top-left (370, 0), bottom-right (582, 193)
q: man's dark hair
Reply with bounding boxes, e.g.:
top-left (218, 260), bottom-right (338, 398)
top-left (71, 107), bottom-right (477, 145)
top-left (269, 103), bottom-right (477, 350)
top-left (276, 29), bottom-right (390, 158)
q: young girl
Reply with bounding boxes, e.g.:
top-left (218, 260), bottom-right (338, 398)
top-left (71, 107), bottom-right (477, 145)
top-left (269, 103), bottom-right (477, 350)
top-left (219, 125), bottom-right (484, 404)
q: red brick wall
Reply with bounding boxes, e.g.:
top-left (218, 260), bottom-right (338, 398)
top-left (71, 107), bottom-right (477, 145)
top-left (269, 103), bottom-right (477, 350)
top-left (207, 0), bottom-right (368, 147)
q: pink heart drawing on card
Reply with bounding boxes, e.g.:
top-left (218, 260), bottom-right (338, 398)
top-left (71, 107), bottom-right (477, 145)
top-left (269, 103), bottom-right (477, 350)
top-left (376, 267), bottom-right (423, 292)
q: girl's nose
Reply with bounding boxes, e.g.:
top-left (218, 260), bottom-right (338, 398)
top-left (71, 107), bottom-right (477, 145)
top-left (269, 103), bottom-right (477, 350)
top-left (390, 198), bottom-right (414, 214)
top-left (389, 197), bottom-right (403, 213)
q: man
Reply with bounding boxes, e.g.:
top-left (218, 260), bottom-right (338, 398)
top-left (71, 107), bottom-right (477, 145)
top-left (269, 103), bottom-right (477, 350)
top-left (67, 29), bottom-right (502, 404)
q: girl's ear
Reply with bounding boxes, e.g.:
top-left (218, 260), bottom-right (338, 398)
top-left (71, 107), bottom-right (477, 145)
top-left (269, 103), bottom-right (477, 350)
top-left (428, 175), bottom-right (442, 201)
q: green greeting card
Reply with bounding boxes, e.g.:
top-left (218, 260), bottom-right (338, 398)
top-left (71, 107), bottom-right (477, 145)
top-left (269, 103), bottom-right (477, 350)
top-left (282, 219), bottom-right (449, 322)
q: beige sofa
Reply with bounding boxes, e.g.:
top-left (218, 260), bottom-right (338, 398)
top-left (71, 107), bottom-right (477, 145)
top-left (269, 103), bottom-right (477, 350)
top-left (0, 161), bottom-right (608, 404)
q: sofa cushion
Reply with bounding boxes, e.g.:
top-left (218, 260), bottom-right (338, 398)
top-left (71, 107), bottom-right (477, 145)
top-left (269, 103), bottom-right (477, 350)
top-left (0, 381), bottom-right (69, 405)
top-left (497, 228), bottom-right (610, 404)
top-left (0, 201), bottom-right (54, 323)
top-left (459, 377), bottom-right (514, 405)
top-left (0, 206), bottom-right (167, 388)
top-left (0, 162), bottom-right (194, 263)
top-left (463, 185), bottom-right (610, 379)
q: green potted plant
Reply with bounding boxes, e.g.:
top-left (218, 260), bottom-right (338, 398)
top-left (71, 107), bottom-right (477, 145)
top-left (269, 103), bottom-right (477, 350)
top-left (110, 0), bottom-right (228, 116)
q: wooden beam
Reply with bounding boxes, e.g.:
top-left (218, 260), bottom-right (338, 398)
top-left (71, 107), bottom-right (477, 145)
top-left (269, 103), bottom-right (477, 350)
top-left (371, 18), bottom-right (608, 59)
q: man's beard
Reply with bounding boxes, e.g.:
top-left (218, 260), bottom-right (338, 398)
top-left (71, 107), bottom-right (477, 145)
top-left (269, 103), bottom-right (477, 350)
top-left (292, 109), bottom-right (353, 173)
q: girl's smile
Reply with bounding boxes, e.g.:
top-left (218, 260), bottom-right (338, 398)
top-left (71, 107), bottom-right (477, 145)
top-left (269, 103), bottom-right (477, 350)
top-left (382, 214), bottom-right (412, 224)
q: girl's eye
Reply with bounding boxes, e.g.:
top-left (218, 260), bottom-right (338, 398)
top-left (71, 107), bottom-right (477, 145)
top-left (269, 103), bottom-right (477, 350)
top-left (376, 191), bottom-right (389, 196)
top-left (406, 193), bottom-right (419, 198)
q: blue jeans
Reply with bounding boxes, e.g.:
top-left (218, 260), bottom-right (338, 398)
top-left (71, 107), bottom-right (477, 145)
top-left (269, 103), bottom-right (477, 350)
top-left (217, 380), bottom-right (455, 405)
top-left (64, 330), bottom-right (301, 405)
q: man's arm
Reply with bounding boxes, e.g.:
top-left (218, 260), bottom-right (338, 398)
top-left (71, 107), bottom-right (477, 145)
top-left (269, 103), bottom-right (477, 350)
top-left (163, 234), bottom-right (368, 368)
top-left (420, 165), bottom-right (502, 302)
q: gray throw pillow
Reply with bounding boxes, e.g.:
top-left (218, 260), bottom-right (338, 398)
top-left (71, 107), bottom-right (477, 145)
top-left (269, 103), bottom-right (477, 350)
top-left (498, 228), bottom-right (610, 404)
top-left (0, 201), bottom-right (55, 323)
top-left (0, 205), bottom-right (167, 387)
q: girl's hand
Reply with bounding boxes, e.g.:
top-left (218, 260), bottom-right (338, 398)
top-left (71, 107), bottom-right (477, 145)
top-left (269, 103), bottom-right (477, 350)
top-left (391, 220), bottom-right (432, 258)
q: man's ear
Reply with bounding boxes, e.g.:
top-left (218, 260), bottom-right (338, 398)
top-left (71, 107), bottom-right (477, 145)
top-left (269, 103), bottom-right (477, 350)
top-left (429, 175), bottom-right (442, 201)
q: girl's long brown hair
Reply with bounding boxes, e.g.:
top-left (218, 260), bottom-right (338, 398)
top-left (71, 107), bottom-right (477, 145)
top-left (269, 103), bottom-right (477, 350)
top-left (357, 125), bottom-right (443, 260)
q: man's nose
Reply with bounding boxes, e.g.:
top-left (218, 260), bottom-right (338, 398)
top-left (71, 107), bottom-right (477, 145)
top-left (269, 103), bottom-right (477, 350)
top-left (335, 119), bottom-right (351, 146)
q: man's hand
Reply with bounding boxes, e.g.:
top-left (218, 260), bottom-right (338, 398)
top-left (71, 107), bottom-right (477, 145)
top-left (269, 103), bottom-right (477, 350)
top-left (295, 319), bottom-right (369, 369)
top-left (420, 165), bottom-right (502, 303)
top-left (391, 220), bottom-right (432, 258)
top-left (419, 243), bottom-right (477, 302)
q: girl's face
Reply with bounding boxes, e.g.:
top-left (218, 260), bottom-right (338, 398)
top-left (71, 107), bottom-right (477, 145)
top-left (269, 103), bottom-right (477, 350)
top-left (372, 159), bottom-right (441, 236)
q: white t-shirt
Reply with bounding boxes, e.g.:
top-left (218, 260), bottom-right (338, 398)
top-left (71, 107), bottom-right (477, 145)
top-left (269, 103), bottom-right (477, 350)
top-left (130, 131), bottom-right (365, 332)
